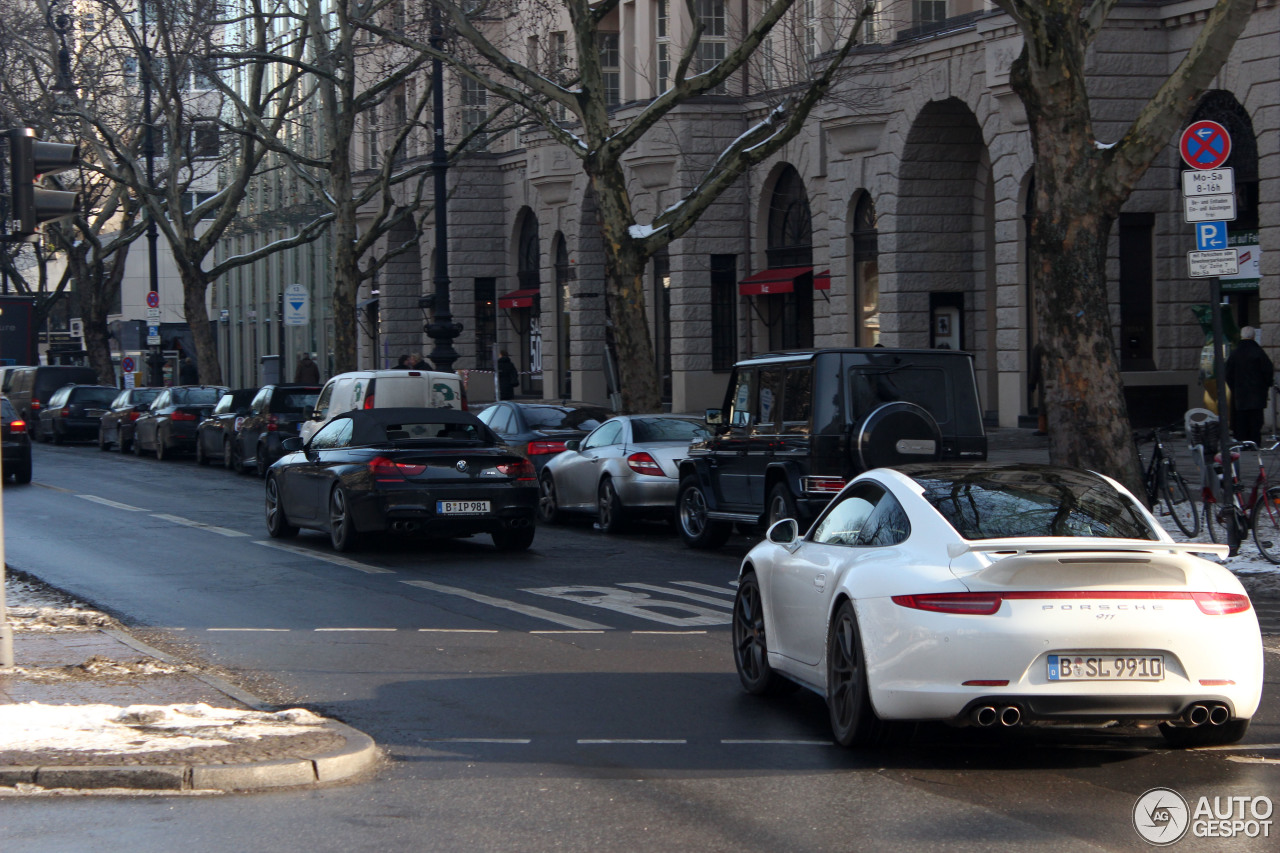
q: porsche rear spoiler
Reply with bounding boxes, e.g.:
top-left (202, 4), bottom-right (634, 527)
top-left (945, 537), bottom-right (1228, 559)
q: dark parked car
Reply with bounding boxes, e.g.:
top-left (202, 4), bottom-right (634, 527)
top-left (231, 383), bottom-right (322, 476)
top-left (98, 387), bottom-right (163, 452)
top-left (194, 388), bottom-right (258, 467)
top-left (37, 384), bottom-right (119, 444)
top-left (676, 348), bottom-right (988, 548)
top-left (2, 397), bottom-right (32, 483)
top-left (474, 401), bottom-right (613, 473)
top-left (132, 385), bottom-right (228, 460)
top-left (266, 407), bottom-right (538, 553)
top-left (5, 365), bottom-right (98, 428)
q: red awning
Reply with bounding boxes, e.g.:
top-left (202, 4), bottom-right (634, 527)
top-left (498, 288), bottom-right (540, 309)
top-left (738, 266), bottom-right (814, 296)
top-left (814, 270), bottom-right (831, 291)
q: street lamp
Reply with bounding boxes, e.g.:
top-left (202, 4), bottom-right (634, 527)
top-left (425, 4), bottom-right (462, 372)
top-left (140, 0), bottom-right (163, 386)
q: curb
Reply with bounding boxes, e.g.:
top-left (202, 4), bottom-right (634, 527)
top-left (0, 718), bottom-right (380, 792)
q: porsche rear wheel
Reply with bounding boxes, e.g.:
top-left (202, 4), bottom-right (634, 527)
top-left (732, 572), bottom-right (794, 695)
top-left (827, 600), bottom-right (907, 748)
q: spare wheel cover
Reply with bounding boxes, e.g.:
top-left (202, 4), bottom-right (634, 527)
top-left (855, 402), bottom-right (942, 470)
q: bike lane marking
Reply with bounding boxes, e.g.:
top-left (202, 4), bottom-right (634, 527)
top-left (402, 579), bottom-right (609, 630)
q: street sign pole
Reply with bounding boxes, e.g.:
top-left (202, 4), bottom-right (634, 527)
top-left (1211, 276), bottom-right (1237, 555)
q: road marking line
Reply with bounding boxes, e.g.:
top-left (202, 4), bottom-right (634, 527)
top-left (577, 739), bottom-right (687, 745)
top-left (1198, 742), bottom-right (1280, 752)
top-left (151, 513), bottom-right (250, 538)
top-left (207, 628), bottom-right (290, 632)
top-left (76, 495), bottom-right (148, 511)
top-left (632, 630), bottom-right (707, 635)
top-left (418, 628), bottom-right (499, 634)
top-left (402, 579), bottom-right (609, 630)
top-left (721, 739), bottom-right (834, 746)
top-left (424, 738), bottom-right (532, 744)
top-left (530, 630), bottom-right (606, 634)
top-left (670, 581), bottom-right (736, 596)
top-left (254, 540), bottom-right (396, 574)
top-left (619, 582), bottom-right (734, 608)
top-left (315, 628), bottom-right (397, 632)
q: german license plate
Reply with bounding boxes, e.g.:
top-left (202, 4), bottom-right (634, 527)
top-left (87, 409), bottom-right (106, 417)
top-left (1048, 654), bottom-right (1164, 681)
top-left (437, 500), bottom-right (490, 515)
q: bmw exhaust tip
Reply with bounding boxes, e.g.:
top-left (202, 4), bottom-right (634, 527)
top-left (971, 706), bottom-right (998, 727)
top-left (1186, 704), bottom-right (1210, 727)
top-left (999, 705), bottom-right (1022, 727)
top-left (1208, 704), bottom-right (1230, 726)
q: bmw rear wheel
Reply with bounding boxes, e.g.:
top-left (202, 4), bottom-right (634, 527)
top-left (827, 600), bottom-right (905, 748)
top-left (733, 572), bottom-right (794, 695)
top-left (265, 475), bottom-right (298, 539)
top-left (329, 486), bottom-right (361, 552)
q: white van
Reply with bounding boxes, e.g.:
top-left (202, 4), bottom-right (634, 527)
top-left (299, 369), bottom-right (465, 443)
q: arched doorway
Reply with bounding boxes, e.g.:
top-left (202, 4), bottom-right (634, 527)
top-left (497, 210), bottom-right (542, 396)
top-left (764, 166), bottom-right (814, 350)
top-left (850, 192), bottom-right (879, 347)
top-left (554, 233), bottom-right (572, 399)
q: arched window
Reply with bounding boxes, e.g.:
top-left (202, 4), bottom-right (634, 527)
top-left (765, 167), bottom-right (814, 349)
top-left (851, 193), bottom-right (879, 346)
top-left (514, 214), bottom-right (542, 395)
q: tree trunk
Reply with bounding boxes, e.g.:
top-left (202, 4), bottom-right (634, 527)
top-left (178, 264), bottom-right (222, 387)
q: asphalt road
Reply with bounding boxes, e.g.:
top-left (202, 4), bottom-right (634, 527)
top-left (1, 441), bottom-right (1278, 853)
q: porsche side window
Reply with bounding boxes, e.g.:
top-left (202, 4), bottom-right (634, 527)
top-left (811, 484), bottom-right (883, 547)
top-left (859, 493), bottom-right (910, 546)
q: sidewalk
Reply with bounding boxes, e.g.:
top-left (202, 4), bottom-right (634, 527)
top-left (0, 575), bottom-right (379, 793)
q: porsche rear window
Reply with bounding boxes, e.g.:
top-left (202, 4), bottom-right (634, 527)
top-left (913, 467), bottom-right (1157, 541)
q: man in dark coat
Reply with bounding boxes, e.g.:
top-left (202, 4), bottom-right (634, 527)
top-left (295, 353), bottom-right (321, 384)
top-left (1225, 326), bottom-right (1275, 446)
top-left (497, 350), bottom-right (519, 400)
top-left (179, 357), bottom-right (199, 385)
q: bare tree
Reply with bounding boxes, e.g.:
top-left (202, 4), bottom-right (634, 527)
top-left (994, 0), bottom-right (1253, 497)
top-left (376, 0), bottom-right (873, 412)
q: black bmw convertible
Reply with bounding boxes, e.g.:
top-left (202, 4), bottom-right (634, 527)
top-left (265, 407), bottom-right (539, 552)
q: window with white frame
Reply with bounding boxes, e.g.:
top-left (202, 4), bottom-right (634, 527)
top-left (365, 107), bottom-right (379, 169)
top-left (656, 0), bottom-right (670, 93)
top-left (598, 32), bottom-right (620, 106)
top-left (550, 32), bottom-right (569, 120)
top-left (190, 121), bottom-right (220, 159)
top-left (804, 0), bottom-right (817, 59)
top-left (914, 0), bottom-right (947, 26)
top-left (696, 0), bottom-right (727, 94)
top-left (461, 76), bottom-right (488, 146)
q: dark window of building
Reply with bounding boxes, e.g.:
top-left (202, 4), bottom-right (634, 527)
top-left (555, 234), bottom-right (572, 398)
top-left (474, 277), bottom-right (496, 369)
top-left (852, 193), bottom-right (879, 347)
top-left (1118, 213), bottom-right (1154, 371)
top-left (516, 214), bottom-right (541, 394)
top-left (710, 254), bottom-right (737, 370)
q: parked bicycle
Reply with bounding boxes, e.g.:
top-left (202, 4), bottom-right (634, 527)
top-left (1202, 439), bottom-right (1280, 563)
top-left (1134, 426), bottom-right (1200, 537)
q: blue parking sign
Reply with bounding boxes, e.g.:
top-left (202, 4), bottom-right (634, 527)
top-left (1195, 221), bottom-right (1228, 251)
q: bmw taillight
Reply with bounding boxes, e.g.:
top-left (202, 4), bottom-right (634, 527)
top-left (627, 452), bottom-right (666, 477)
top-left (1192, 592), bottom-right (1252, 615)
top-left (527, 439), bottom-right (567, 455)
top-left (496, 459), bottom-right (536, 481)
top-left (9, 419), bottom-right (26, 434)
top-left (892, 593), bottom-right (1004, 615)
top-left (368, 455), bottom-right (425, 481)
top-left (171, 411), bottom-right (197, 422)
top-left (266, 413), bottom-right (279, 432)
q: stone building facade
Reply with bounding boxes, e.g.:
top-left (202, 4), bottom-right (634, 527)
top-left (216, 1), bottom-right (1279, 422)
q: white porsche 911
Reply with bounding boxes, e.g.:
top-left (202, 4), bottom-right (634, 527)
top-left (733, 463), bottom-right (1263, 748)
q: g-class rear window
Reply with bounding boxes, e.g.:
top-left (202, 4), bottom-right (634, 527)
top-left (849, 364), bottom-right (953, 427)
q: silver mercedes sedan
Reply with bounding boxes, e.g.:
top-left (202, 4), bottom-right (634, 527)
top-left (537, 415), bottom-right (710, 533)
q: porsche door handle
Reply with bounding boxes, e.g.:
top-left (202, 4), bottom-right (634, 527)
top-left (813, 573), bottom-right (827, 592)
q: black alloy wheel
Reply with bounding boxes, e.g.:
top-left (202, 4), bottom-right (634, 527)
top-left (596, 478), bottom-right (626, 534)
top-left (827, 600), bottom-right (906, 748)
top-left (265, 475), bottom-right (299, 539)
top-left (676, 477), bottom-right (731, 549)
top-left (732, 572), bottom-right (794, 695)
top-left (328, 485), bottom-right (361, 552)
top-left (766, 483), bottom-right (798, 528)
top-left (155, 431), bottom-right (168, 461)
top-left (538, 472), bottom-right (563, 524)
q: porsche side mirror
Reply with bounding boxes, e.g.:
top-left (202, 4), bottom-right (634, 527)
top-left (766, 518), bottom-right (799, 546)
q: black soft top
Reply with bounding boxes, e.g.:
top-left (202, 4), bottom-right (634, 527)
top-left (338, 407), bottom-right (492, 446)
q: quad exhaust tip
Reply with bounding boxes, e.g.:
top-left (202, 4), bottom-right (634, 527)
top-left (1181, 702), bottom-right (1230, 727)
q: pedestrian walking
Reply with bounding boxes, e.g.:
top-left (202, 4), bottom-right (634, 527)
top-left (1225, 326), bottom-right (1275, 446)
top-left (179, 356), bottom-right (199, 385)
top-left (295, 353), bottom-right (321, 384)
top-left (497, 350), bottom-right (519, 400)
top-left (1027, 341), bottom-right (1047, 436)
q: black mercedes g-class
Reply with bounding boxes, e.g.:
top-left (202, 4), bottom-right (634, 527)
top-left (675, 348), bottom-right (987, 548)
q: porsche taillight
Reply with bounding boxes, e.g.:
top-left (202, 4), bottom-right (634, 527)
top-left (1191, 592), bottom-right (1252, 615)
top-left (891, 593), bottom-right (1003, 615)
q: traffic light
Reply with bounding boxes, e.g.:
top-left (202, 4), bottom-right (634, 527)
top-left (5, 127), bottom-right (79, 239)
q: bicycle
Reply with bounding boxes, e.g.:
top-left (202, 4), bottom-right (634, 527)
top-left (1202, 439), bottom-right (1280, 563)
top-left (1134, 426), bottom-right (1200, 537)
